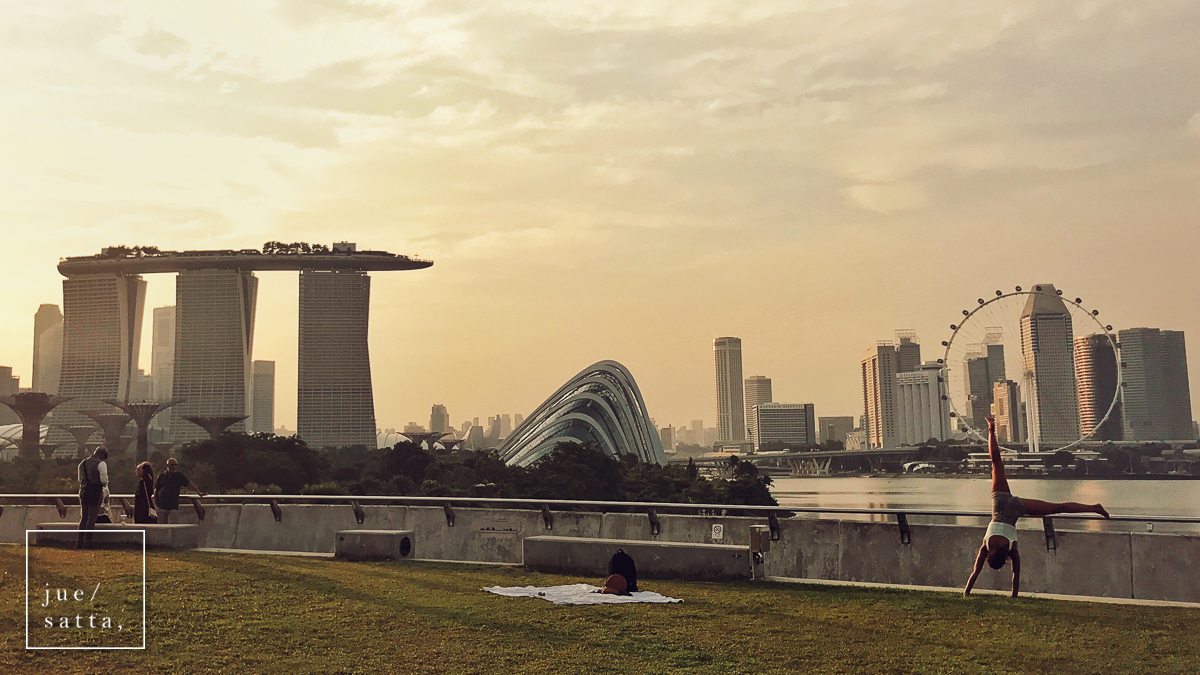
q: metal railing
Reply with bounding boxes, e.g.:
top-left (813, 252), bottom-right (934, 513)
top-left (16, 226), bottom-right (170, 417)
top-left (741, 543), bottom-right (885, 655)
top-left (2, 493), bottom-right (1196, 524)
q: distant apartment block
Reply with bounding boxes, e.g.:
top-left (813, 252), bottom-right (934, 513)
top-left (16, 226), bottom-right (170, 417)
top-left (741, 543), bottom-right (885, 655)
top-left (818, 416), bottom-right (855, 447)
top-left (659, 426), bottom-right (674, 451)
top-left (297, 269), bottom-right (376, 449)
top-left (251, 360), bottom-right (275, 434)
top-left (862, 342), bottom-right (899, 449)
top-left (32, 303), bottom-right (63, 394)
top-left (1119, 328), bottom-right (1193, 441)
top-left (991, 380), bottom-right (1022, 443)
top-left (1074, 334), bottom-right (1121, 441)
top-left (169, 269), bottom-right (258, 443)
top-left (754, 403), bottom-right (816, 448)
top-left (54, 273), bottom-right (147, 437)
top-left (0, 367), bottom-right (19, 425)
top-left (894, 330), bottom-right (921, 374)
top-left (150, 305), bottom-right (175, 428)
top-left (430, 404), bottom-right (449, 434)
top-left (714, 337), bottom-right (746, 442)
top-left (743, 375), bottom-right (772, 449)
top-left (895, 363), bottom-right (950, 445)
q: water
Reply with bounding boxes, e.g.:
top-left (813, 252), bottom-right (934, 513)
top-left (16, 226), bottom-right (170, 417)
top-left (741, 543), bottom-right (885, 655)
top-left (769, 476), bottom-right (1200, 532)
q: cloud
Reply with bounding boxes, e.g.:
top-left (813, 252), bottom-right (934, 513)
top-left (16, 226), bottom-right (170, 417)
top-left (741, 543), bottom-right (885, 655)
top-left (844, 182), bottom-right (927, 214)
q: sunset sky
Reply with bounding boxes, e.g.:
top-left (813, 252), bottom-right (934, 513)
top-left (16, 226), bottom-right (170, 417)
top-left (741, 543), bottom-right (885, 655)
top-left (2, 1), bottom-right (1199, 432)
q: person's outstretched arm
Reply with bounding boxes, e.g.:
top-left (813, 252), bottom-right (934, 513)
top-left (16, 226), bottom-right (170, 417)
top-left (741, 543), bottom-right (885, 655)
top-left (187, 480), bottom-right (207, 498)
top-left (1010, 544), bottom-right (1021, 597)
top-left (964, 544), bottom-right (987, 597)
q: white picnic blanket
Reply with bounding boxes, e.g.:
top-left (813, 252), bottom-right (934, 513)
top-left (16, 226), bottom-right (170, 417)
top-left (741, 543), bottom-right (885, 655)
top-left (483, 583), bottom-right (683, 605)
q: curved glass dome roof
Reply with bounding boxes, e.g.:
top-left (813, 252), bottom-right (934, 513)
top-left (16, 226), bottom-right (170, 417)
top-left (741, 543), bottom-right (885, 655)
top-left (499, 360), bottom-right (665, 467)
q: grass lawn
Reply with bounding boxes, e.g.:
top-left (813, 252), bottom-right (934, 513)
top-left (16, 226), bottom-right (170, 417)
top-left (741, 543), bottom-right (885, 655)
top-left (0, 545), bottom-right (1196, 674)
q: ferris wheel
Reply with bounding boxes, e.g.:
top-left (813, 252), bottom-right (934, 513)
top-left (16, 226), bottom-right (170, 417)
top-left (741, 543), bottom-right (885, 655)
top-left (938, 285), bottom-right (1121, 453)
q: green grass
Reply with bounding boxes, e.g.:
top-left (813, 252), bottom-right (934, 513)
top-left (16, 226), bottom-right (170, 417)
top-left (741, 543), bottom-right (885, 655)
top-left (1, 546), bottom-right (1196, 674)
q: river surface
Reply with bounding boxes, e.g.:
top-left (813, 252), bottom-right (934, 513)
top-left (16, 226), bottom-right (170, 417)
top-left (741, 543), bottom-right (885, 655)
top-left (769, 476), bottom-right (1200, 532)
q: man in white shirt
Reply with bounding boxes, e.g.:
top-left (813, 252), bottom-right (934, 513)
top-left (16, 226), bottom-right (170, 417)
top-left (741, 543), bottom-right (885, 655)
top-left (77, 446), bottom-right (109, 549)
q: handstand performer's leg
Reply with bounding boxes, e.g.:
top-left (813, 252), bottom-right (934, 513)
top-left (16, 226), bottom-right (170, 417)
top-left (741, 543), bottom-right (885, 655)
top-left (1022, 498), bottom-right (1109, 519)
top-left (986, 417), bottom-right (1009, 494)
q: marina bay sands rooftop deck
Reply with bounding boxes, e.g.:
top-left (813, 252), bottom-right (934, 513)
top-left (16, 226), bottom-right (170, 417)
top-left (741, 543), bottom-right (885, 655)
top-left (57, 246), bottom-right (432, 276)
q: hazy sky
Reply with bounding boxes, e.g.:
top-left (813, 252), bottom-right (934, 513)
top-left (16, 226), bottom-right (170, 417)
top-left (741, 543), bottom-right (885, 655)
top-left (3, 1), bottom-right (1199, 432)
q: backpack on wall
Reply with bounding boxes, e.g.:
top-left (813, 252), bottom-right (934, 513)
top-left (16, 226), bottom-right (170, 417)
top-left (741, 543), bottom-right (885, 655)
top-left (608, 549), bottom-right (638, 593)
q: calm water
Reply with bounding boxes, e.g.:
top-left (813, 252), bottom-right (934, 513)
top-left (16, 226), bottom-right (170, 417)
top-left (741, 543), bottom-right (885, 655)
top-left (769, 476), bottom-right (1200, 532)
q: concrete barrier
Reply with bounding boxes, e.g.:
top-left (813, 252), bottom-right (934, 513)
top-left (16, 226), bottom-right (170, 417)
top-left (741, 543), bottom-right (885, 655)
top-left (524, 536), bottom-right (752, 580)
top-left (33, 523), bottom-right (199, 549)
top-left (2, 503), bottom-right (1196, 602)
top-left (335, 530), bottom-right (415, 561)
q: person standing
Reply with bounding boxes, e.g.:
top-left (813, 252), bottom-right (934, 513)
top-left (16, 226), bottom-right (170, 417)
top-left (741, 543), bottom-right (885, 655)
top-left (76, 447), bottom-right (109, 548)
top-left (154, 458), bottom-right (205, 524)
top-left (134, 462), bottom-right (157, 524)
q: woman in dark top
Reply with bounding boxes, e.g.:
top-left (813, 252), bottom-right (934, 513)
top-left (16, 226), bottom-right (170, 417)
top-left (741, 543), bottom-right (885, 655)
top-left (134, 462), bottom-right (157, 524)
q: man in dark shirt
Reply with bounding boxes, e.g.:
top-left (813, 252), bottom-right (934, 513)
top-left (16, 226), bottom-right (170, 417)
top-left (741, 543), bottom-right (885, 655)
top-left (154, 458), bottom-right (206, 524)
top-left (77, 447), bottom-right (109, 548)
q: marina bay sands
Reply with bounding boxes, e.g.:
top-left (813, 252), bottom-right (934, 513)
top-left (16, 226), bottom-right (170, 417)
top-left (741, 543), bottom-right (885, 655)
top-left (49, 243), bottom-right (432, 451)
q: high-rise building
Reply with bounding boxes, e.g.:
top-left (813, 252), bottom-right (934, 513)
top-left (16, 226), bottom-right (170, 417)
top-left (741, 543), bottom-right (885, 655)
top-left (992, 380), bottom-right (1022, 444)
top-left (32, 304), bottom-right (63, 395)
top-left (754, 403), bottom-right (816, 448)
top-left (129, 368), bottom-right (153, 402)
top-left (151, 305), bottom-right (175, 405)
top-left (963, 338), bottom-right (1006, 430)
top-left (250, 360), bottom-right (275, 434)
top-left (169, 269), bottom-right (258, 443)
top-left (818, 416), bottom-right (855, 447)
top-left (500, 414), bottom-right (512, 438)
top-left (54, 273), bottom-right (147, 435)
top-left (430, 404), bottom-right (449, 434)
top-left (0, 367), bottom-right (19, 425)
top-left (514, 413), bottom-right (524, 429)
top-left (1074, 334), bottom-right (1121, 441)
top-left (659, 426), bottom-right (674, 451)
top-left (1119, 328), bottom-right (1194, 441)
top-left (714, 337), bottom-right (746, 442)
top-left (743, 375), bottom-right (772, 449)
top-left (895, 363), bottom-right (950, 445)
top-left (894, 330), bottom-right (921, 373)
top-left (297, 269), bottom-right (376, 449)
top-left (1020, 285), bottom-right (1079, 449)
top-left (862, 342), bottom-right (899, 448)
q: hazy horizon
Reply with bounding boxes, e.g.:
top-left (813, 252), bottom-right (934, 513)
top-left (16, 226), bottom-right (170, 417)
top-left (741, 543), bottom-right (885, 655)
top-left (3, 2), bottom-right (1200, 433)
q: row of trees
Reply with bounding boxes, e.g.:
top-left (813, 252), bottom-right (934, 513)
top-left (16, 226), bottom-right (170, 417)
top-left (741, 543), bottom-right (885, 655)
top-left (0, 434), bottom-right (778, 506)
top-left (262, 241), bottom-right (332, 254)
top-left (100, 245), bottom-right (162, 258)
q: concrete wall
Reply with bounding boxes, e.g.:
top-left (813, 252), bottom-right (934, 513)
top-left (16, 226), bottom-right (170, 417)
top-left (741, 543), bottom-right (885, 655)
top-left (2, 503), bottom-right (1195, 603)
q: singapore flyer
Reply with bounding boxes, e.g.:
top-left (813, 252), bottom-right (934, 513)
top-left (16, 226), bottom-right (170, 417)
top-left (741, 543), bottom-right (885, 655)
top-left (939, 284), bottom-right (1121, 453)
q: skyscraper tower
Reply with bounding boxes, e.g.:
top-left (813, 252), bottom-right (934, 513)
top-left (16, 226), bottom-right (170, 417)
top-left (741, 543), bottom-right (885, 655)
top-left (251, 360), bottom-right (275, 434)
top-left (430, 404), bottom-right (449, 434)
top-left (894, 330), bottom-right (921, 373)
top-left (32, 304), bottom-right (63, 394)
top-left (297, 268), bottom-right (376, 448)
top-left (169, 269), bottom-right (258, 443)
top-left (54, 273), bottom-right (147, 434)
top-left (713, 337), bottom-right (746, 442)
top-left (1020, 285), bottom-right (1079, 450)
top-left (1118, 328), bottom-right (1193, 441)
top-left (862, 342), bottom-right (899, 448)
top-left (1074, 334), bottom-right (1122, 441)
top-left (743, 375), bottom-right (772, 449)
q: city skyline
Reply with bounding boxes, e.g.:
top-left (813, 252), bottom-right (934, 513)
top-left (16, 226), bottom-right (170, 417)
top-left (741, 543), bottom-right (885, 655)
top-left (3, 4), bottom-right (1200, 433)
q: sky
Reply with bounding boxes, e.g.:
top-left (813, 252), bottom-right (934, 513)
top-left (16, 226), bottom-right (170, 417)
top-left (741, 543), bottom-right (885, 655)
top-left (2, 1), bottom-right (1199, 433)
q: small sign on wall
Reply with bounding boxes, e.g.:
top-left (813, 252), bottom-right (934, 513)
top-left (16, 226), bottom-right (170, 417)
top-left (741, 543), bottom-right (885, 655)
top-left (711, 524), bottom-right (724, 541)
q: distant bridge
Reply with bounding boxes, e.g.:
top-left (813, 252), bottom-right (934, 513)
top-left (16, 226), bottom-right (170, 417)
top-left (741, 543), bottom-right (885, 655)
top-left (669, 447), bottom-right (956, 475)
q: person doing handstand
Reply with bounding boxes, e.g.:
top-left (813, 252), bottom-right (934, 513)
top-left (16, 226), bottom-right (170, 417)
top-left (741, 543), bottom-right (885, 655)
top-left (963, 417), bottom-right (1109, 597)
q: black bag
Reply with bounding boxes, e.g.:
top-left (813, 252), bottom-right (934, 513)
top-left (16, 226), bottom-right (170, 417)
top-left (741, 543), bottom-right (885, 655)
top-left (609, 549), bottom-right (638, 593)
